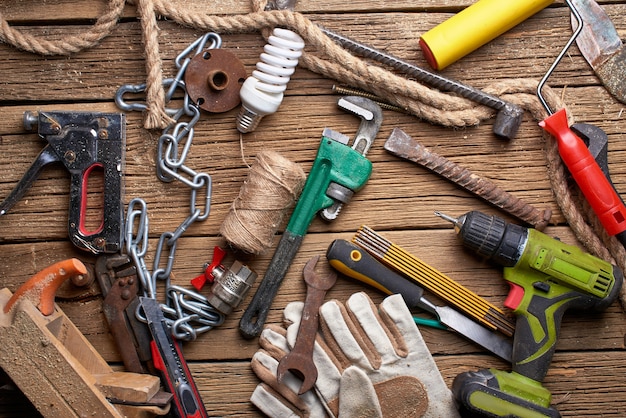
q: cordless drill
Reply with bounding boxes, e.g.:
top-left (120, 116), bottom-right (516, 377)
top-left (436, 210), bottom-right (622, 417)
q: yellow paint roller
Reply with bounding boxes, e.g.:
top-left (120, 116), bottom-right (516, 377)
top-left (419, 0), bottom-right (554, 70)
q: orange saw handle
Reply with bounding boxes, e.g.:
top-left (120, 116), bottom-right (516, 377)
top-left (3, 258), bottom-right (87, 316)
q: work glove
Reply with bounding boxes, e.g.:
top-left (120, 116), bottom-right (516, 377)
top-left (250, 324), bottom-right (330, 417)
top-left (250, 292), bottom-right (459, 417)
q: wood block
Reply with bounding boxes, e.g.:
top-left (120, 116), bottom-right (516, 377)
top-left (0, 288), bottom-right (122, 417)
top-left (95, 372), bottom-right (160, 404)
top-left (0, 288), bottom-right (164, 417)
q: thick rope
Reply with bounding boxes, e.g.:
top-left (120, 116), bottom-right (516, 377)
top-left (1, 0), bottom-right (624, 306)
top-left (146, 3), bottom-right (493, 128)
top-left (0, 0), bottom-right (126, 55)
top-left (137, 0), bottom-right (175, 129)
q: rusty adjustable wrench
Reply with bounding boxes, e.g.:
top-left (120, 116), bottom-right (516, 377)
top-left (96, 254), bottom-right (153, 374)
top-left (238, 96), bottom-right (382, 339)
top-left (277, 255), bottom-right (337, 394)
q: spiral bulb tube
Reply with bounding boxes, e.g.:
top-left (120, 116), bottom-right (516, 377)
top-left (236, 28), bottom-right (305, 133)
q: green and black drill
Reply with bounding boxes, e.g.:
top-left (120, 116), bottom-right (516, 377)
top-left (436, 210), bottom-right (622, 418)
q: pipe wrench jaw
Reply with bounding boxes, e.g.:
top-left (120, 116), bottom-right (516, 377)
top-left (1, 111), bottom-right (125, 254)
top-left (337, 95), bottom-right (383, 155)
top-left (321, 97), bottom-right (383, 221)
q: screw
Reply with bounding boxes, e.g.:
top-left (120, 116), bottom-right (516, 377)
top-left (332, 85), bottom-right (407, 113)
top-left (319, 26), bottom-right (524, 140)
top-left (64, 150), bottom-right (76, 162)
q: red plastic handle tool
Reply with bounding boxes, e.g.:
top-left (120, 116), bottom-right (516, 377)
top-left (540, 109), bottom-right (626, 236)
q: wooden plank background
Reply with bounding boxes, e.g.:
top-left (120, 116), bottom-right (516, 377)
top-left (0, 0), bottom-right (625, 416)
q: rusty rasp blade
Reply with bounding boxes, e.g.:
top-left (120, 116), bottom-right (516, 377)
top-left (571, 0), bottom-right (626, 103)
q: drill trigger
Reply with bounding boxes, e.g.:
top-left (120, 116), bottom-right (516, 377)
top-left (504, 282), bottom-right (525, 310)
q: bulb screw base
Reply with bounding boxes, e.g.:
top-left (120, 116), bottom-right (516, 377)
top-left (236, 107), bottom-right (264, 133)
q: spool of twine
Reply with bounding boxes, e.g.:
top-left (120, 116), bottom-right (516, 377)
top-left (220, 151), bottom-right (306, 254)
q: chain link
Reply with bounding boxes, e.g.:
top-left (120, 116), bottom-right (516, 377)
top-left (117, 33), bottom-right (226, 341)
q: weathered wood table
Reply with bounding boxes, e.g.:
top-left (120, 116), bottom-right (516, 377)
top-left (0, 1), bottom-right (625, 416)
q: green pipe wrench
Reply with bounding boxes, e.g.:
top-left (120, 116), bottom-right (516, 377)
top-left (239, 96), bottom-right (382, 339)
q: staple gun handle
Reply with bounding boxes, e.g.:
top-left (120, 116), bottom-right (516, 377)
top-left (0, 145), bottom-right (59, 216)
top-left (67, 157), bottom-right (123, 254)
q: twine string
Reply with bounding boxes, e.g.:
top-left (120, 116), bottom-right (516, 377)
top-left (220, 151), bottom-right (306, 254)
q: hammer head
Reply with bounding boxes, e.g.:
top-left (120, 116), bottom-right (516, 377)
top-left (493, 103), bottom-right (524, 140)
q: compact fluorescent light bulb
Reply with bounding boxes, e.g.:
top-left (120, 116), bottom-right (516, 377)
top-left (236, 28), bottom-right (305, 133)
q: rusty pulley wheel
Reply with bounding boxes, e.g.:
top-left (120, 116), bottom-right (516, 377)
top-left (184, 49), bottom-right (246, 113)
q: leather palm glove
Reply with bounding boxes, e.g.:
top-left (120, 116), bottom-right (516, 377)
top-left (250, 292), bottom-right (459, 417)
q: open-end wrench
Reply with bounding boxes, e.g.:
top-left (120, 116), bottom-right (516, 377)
top-left (238, 96), bottom-right (382, 339)
top-left (277, 255), bottom-right (337, 394)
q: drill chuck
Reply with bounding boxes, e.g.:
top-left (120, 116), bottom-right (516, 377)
top-left (437, 210), bottom-right (527, 267)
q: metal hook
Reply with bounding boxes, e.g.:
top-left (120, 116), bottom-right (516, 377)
top-left (537, 0), bottom-right (584, 114)
top-left (115, 79), bottom-right (185, 116)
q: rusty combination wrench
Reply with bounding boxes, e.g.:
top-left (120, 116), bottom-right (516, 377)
top-left (277, 255), bottom-right (337, 394)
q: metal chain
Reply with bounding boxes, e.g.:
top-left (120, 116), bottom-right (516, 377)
top-left (118, 33), bottom-right (225, 341)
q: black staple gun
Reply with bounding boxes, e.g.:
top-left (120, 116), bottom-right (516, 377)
top-left (0, 111), bottom-right (125, 253)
